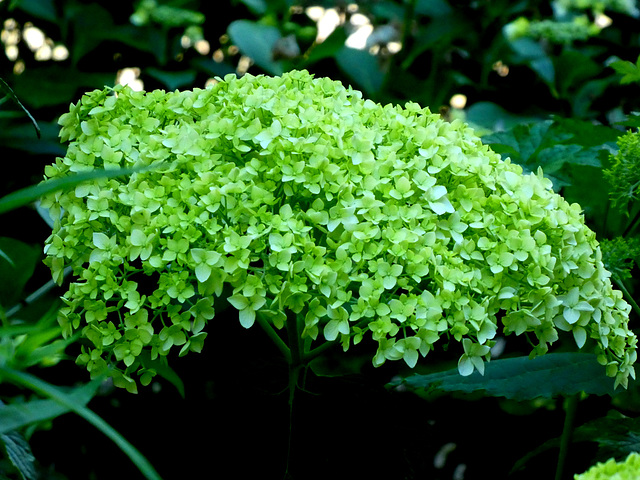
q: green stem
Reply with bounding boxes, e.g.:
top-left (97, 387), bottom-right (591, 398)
top-left (288, 312), bottom-right (303, 367)
top-left (255, 312), bottom-right (291, 363)
top-left (284, 311), bottom-right (303, 479)
top-left (601, 200), bottom-right (610, 237)
top-left (0, 366), bottom-right (162, 480)
top-left (6, 266), bottom-right (72, 318)
top-left (302, 315), bottom-right (373, 362)
top-left (303, 338), bottom-right (337, 362)
top-left (399, 0), bottom-right (417, 58)
top-left (378, 0), bottom-right (417, 99)
top-left (613, 275), bottom-right (640, 318)
top-left (555, 394), bottom-right (579, 480)
top-left (623, 207), bottom-right (640, 238)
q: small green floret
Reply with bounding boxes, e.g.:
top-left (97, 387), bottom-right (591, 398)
top-left (41, 70), bottom-right (636, 391)
top-left (575, 452), bottom-right (640, 479)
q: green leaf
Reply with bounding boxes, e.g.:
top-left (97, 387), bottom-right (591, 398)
top-left (10, 66), bottom-right (113, 108)
top-left (145, 68), bottom-right (197, 90)
top-left (0, 164), bottom-right (164, 215)
top-left (138, 351), bottom-right (185, 398)
top-left (554, 51), bottom-right (600, 98)
top-left (301, 26), bottom-right (348, 66)
top-left (228, 20), bottom-right (285, 75)
top-left (392, 353), bottom-right (618, 401)
top-left (465, 101), bottom-right (540, 133)
top-left (0, 379), bottom-right (101, 435)
top-left (415, 0), bottom-right (453, 16)
top-left (335, 46), bottom-right (385, 97)
top-left (236, 0), bottom-right (268, 15)
top-left (0, 78), bottom-right (40, 139)
top-left (507, 38), bottom-right (555, 91)
top-left (576, 412), bottom-right (640, 457)
top-left (616, 112), bottom-right (640, 128)
top-left (0, 431), bottom-right (37, 480)
top-left (550, 117), bottom-right (621, 148)
top-left (511, 410), bottom-right (640, 473)
top-left (9, 0), bottom-right (57, 22)
top-left (189, 57), bottom-right (235, 78)
top-left (0, 367), bottom-right (162, 480)
top-left (66, 4), bottom-right (167, 65)
top-left (610, 56), bottom-right (640, 84)
top-left (482, 119), bottom-right (614, 188)
top-left (0, 238), bottom-right (40, 309)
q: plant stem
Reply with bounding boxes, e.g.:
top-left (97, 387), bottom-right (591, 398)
top-left (623, 207), bottom-right (640, 237)
top-left (613, 276), bottom-right (640, 318)
top-left (555, 394), bottom-right (579, 480)
top-left (0, 366), bottom-right (162, 480)
top-left (284, 311), bottom-right (304, 479)
top-left (303, 338), bottom-right (336, 362)
top-left (255, 312), bottom-right (291, 363)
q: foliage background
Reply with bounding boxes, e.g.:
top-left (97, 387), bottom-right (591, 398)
top-left (1, 0), bottom-right (640, 478)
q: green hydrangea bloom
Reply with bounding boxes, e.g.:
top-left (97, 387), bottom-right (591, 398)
top-left (504, 15), bottom-right (601, 44)
top-left (41, 70), bottom-right (636, 392)
top-left (555, 0), bottom-right (639, 17)
top-left (575, 452), bottom-right (640, 479)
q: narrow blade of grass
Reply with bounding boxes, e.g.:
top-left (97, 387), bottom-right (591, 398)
top-left (0, 164), bottom-right (166, 215)
top-left (0, 77), bottom-right (40, 139)
top-left (0, 366), bottom-right (163, 480)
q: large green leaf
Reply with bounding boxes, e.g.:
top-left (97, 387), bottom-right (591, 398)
top-left (554, 50), bottom-right (601, 99)
top-left (10, 66), bottom-right (113, 108)
top-left (335, 46), bottom-right (385, 97)
top-left (145, 68), bottom-right (197, 90)
top-left (466, 101), bottom-right (541, 133)
top-left (415, 0), bottom-right (452, 16)
top-left (228, 20), bottom-right (285, 75)
top-left (482, 119), bottom-right (615, 188)
top-left (392, 353), bottom-right (618, 401)
top-left (575, 412), bottom-right (640, 457)
top-left (66, 3), bottom-right (167, 65)
top-left (301, 27), bottom-right (348, 66)
top-left (9, 0), bottom-right (57, 22)
top-left (507, 38), bottom-right (556, 93)
top-left (511, 411), bottom-right (640, 473)
top-left (236, 0), bottom-right (268, 15)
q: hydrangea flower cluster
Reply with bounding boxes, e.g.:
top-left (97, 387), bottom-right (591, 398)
top-left (41, 70), bottom-right (636, 392)
top-left (555, 0), bottom-right (640, 17)
top-left (574, 452), bottom-right (640, 479)
top-left (504, 15), bottom-right (601, 44)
